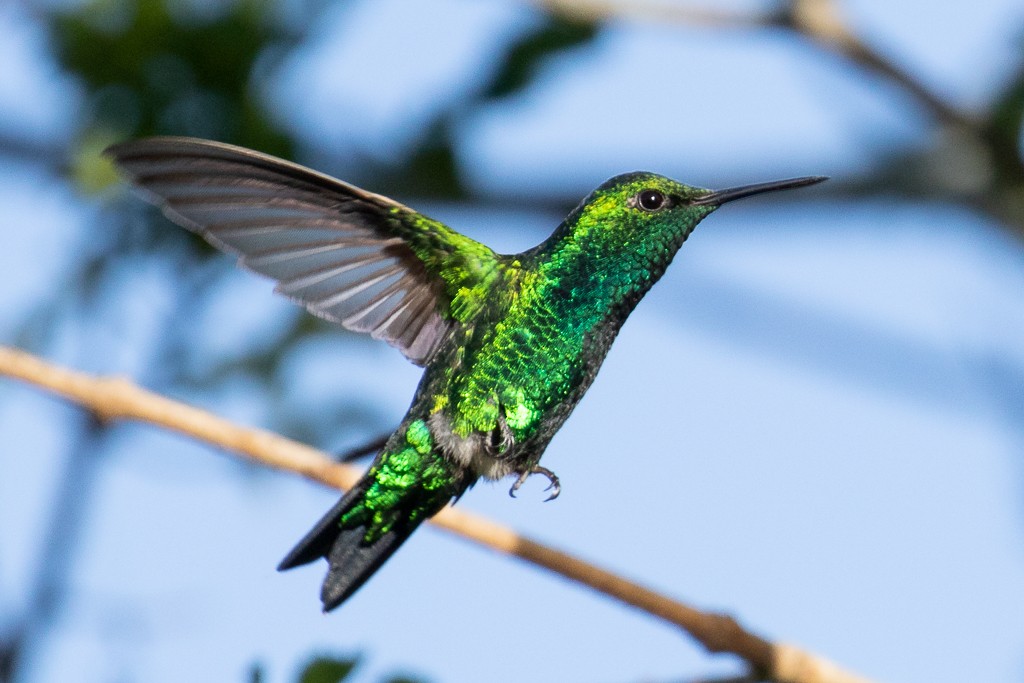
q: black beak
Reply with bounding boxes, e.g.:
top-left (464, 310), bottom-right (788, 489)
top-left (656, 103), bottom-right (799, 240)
top-left (692, 176), bottom-right (828, 206)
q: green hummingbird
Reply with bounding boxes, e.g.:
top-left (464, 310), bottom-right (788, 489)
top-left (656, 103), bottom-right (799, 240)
top-left (106, 137), bottom-right (825, 611)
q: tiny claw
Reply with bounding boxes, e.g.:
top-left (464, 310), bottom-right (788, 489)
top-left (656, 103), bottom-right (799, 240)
top-left (508, 465), bottom-right (561, 502)
top-left (509, 469), bottom-right (529, 498)
top-left (541, 472), bottom-right (561, 502)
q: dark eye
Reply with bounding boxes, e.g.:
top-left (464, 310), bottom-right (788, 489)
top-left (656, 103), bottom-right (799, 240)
top-left (637, 189), bottom-right (666, 212)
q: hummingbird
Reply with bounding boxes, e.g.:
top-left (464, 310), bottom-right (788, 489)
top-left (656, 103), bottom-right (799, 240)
top-left (106, 136), bottom-right (825, 611)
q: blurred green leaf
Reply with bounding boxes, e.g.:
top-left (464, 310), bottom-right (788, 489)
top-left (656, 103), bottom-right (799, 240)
top-left (394, 118), bottom-right (463, 199)
top-left (982, 56), bottom-right (1024, 187)
top-left (52, 0), bottom-right (295, 156)
top-left (483, 14), bottom-right (598, 100)
top-left (297, 656), bottom-right (358, 683)
top-left (70, 126), bottom-right (122, 193)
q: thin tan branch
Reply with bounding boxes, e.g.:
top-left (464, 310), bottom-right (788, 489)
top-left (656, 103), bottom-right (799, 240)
top-left (540, 0), bottom-right (974, 130)
top-left (0, 345), bottom-right (875, 683)
top-left (541, 0), bottom-right (765, 27)
top-left (538, 1), bottom-right (1024, 232)
top-left (781, 0), bottom-right (974, 129)
top-left (684, 675), bottom-right (760, 683)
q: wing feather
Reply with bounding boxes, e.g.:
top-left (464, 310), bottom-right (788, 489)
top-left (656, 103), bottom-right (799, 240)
top-left (106, 136), bottom-right (500, 365)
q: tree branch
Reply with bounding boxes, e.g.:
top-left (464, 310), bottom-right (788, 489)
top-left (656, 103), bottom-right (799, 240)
top-left (540, 0), bottom-right (970, 126)
top-left (538, 0), bottom-right (1024, 240)
top-left (539, 0), bottom-right (974, 130)
top-left (0, 345), bottom-right (875, 683)
top-left (779, 0), bottom-right (974, 130)
top-left (540, 0), bottom-right (767, 27)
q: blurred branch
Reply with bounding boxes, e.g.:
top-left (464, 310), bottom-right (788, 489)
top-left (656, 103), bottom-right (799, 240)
top-left (683, 675), bottom-right (761, 683)
top-left (778, 0), bottom-right (974, 130)
top-left (540, 0), bottom-right (766, 27)
top-left (538, 0), bottom-right (1024, 236)
top-left (540, 0), bottom-right (972, 128)
top-left (0, 345), bottom-right (874, 683)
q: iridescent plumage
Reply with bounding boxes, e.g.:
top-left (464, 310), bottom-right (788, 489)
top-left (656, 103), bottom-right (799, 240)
top-left (107, 137), bottom-right (824, 610)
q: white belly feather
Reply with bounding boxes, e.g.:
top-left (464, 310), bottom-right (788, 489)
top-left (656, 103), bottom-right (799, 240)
top-left (427, 412), bottom-right (516, 480)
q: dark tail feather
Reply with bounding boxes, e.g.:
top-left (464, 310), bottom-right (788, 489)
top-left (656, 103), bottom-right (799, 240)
top-left (278, 470), bottom-right (468, 611)
top-left (276, 479), bottom-right (371, 572)
top-left (319, 524), bottom-right (415, 610)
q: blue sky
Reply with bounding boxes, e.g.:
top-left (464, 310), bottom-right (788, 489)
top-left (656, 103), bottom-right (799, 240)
top-left (2, 1), bottom-right (1024, 682)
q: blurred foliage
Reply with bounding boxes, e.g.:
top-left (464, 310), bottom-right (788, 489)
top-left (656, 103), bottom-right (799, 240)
top-left (354, 14), bottom-right (598, 200)
top-left (246, 655), bottom-right (428, 683)
top-left (482, 16), bottom-right (597, 100)
top-left (295, 656), bottom-right (359, 683)
top-left (48, 0), bottom-right (599, 203)
top-left (53, 0), bottom-right (296, 157)
top-left (979, 55), bottom-right (1024, 224)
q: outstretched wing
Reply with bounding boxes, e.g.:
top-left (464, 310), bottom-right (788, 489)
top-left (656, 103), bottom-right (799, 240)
top-left (106, 137), bottom-right (499, 366)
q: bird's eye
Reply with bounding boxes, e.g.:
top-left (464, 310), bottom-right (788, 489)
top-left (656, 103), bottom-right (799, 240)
top-left (636, 189), bottom-right (666, 212)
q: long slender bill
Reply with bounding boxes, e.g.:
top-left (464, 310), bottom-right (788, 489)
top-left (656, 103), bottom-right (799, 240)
top-left (692, 175), bottom-right (828, 206)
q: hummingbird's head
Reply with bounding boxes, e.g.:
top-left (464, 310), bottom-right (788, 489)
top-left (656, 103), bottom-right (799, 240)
top-left (554, 171), bottom-right (826, 268)
top-left (576, 171), bottom-right (828, 248)
top-left (529, 171), bottom-right (826, 311)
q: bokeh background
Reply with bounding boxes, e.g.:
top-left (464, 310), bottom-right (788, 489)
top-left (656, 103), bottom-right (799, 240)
top-left (2, 0), bottom-right (1023, 682)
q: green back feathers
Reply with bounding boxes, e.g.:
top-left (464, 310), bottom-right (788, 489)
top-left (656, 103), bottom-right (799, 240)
top-left (429, 174), bottom-right (720, 443)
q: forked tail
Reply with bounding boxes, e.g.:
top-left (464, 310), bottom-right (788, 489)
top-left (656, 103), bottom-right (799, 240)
top-left (278, 447), bottom-right (469, 611)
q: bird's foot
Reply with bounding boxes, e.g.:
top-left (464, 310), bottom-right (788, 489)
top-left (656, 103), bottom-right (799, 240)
top-left (508, 465), bottom-right (561, 502)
